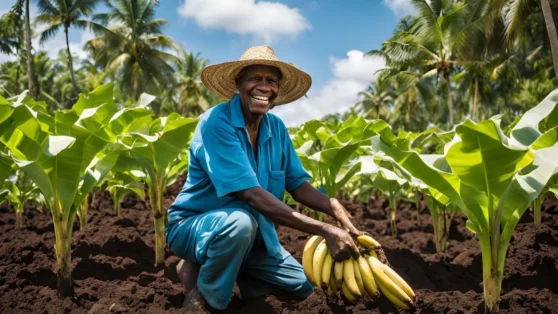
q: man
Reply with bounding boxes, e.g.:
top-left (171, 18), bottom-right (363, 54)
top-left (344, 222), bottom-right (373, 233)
top-left (166, 45), bottom-right (361, 312)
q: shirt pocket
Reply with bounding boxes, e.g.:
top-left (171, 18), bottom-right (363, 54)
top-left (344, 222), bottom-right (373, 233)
top-left (268, 170), bottom-right (286, 200)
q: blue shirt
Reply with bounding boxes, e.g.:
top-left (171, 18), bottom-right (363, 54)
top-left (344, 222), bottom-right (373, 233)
top-left (167, 94), bottom-right (311, 259)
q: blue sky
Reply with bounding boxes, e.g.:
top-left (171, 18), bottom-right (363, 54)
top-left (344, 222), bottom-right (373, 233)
top-left (0, 0), bottom-right (416, 125)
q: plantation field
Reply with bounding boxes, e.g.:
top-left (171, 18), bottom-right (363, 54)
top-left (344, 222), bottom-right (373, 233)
top-left (0, 177), bottom-right (556, 314)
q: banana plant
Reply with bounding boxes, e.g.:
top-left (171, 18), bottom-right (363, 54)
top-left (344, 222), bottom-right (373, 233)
top-left (531, 175), bottom-right (558, 228)
top-left (423, 193), bottom-right (458, 252)
top-left (297, 140), bottom-right (362, 198)
top-left (0, 170), bottom-right (43, 228)
top-left (0, 84), bottom-right (125, 298)
top-left (106, 170), bottom-right (145, 216)
top-left (370, 89), bottom-right (558, 313)
top-left (357, 156), bottom-right (408, 235)
top-left (113, 103), bottom-right (198, 265)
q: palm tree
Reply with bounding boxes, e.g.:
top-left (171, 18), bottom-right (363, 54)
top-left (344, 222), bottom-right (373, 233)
top-left (85, 0), bottom-right (180, 103)
top-left (371, 0), bottom-right (483, 125)
top-left (25, 0), bottom-right (38, 99)
top-left (356, 80), bottom-right (394, 120)
top-left (35, 0), bottom-right (99, 95)
top-left (0, 0), bottom-right (25, 94)
top-left (80, 59), bottom-right (107, 92)
top-left (160, 51), bottom-right (213, 116)
top-left (480, 0), bottom-right (558, 80)
top-left (539, 0), bottom-right (558, 79)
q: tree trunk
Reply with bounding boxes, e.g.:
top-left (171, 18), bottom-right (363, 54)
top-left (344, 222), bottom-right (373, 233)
top-left (24, 0), bottom-right (37, 99)
top-left (64, 26), bottom-right (80, 98)
top-left (541, 0), bottom-right (558, 80)
top-left (473, 80), bottom-right (479, 121)
top-left (444, 73), bottom-right (454, 125)
top-left (15, 50), bottom-right (21, 94)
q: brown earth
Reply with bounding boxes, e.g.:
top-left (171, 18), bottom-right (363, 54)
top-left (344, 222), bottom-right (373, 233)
top-left (0, 178), bottom-right (557, 314)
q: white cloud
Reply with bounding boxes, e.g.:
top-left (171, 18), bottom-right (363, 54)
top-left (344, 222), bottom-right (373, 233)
top-left (383, 0), bottom-right (416, 17)
top-left (331, 50), bottom-right (385, 82)
top-left (272, 50), bottom-right (386, 126)
top-left (177, 0), bottom-right (311, 43)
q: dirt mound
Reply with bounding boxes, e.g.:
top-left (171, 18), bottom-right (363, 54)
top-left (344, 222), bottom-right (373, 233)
top-left (0, 183), bottom-right (557, 313)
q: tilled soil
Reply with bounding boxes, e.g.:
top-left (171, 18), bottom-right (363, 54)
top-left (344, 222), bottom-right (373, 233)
top-left (0, 179), bottom-right (557, 313)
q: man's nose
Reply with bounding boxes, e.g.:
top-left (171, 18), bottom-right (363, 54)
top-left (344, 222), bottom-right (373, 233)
top-left (256, 82), bottom-right (272, 92)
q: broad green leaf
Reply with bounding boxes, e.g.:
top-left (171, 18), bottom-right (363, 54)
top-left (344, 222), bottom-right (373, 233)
top-left (510, 89), bottom-right (558, 146)
top-left (448, 119), bottom-right (534, 231)
top-left (72, 83), bottom-right (115, 115)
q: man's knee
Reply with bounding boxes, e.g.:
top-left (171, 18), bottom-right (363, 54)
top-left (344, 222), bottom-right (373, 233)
top-left (220, 208), bottom-right (258, 244)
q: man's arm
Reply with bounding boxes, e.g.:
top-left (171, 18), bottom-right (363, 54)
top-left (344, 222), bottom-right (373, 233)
top-left (289, 181), bottom-right (361, 237)
top-left (236, 186), bottom-right (359, 261)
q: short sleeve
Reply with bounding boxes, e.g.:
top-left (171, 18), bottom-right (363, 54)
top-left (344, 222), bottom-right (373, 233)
top-left (282, 126), bottom-right (312, 192)
top-left (198, 120), bottom-right (260, 198)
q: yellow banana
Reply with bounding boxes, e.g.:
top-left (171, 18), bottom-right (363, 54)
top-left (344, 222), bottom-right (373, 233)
top-left (321, 252), bottom-right (334, 290)
top-left (302, 235), bottom-right (324, 286)
top-left (327, 274), bottom-right (338, 297)
top-left (380, 282), bottom-right (412, 310)
top-left (377, 260), bottom-right (415, 299)
top-left (312, 239), bottom-right (328, 287)
top-left (358, 233), bottom-right (389, 265)
top-left (357, 255), bottom-right (379, 298)
top-left (334, 261), bottom-right (344, 289)
top-left (352, 259), bottom-right (366, 296)
top-left (366, 256), bottom-right (414, 308)
top-left (343, 259), bottom-right (362, 297)
top-left (357, 234), bottom-right (381, 248)
top-left (341, 282), bottom-right (358, 304)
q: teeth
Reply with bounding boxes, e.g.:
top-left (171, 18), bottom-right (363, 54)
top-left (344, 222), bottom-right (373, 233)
top-left (252, 96), bottom-right (269, 101)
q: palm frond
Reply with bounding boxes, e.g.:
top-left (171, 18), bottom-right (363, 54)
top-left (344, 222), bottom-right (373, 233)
top-left (141, 18), bottom-right (167, 34)
top-left (36, 0), bottom-right (59, 15)
top-left (39, 22), bottom-right (62, 43)
top-left (503, 0), bottom-right (536, 45)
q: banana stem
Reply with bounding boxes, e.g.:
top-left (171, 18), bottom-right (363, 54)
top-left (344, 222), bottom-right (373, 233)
top-left (388, 193), bottom-right (397, 236)
top-left (414, 188), bottom-right (421, 226)
top-left (53, 213), bottom-right (74, 298)
top-left (113, 192), bottom-right (120, 216)
top-left (533, 194), bottom-right (542, 229)
top-left (148, 176), bottom-right (166, 266)
top-left (77, 194), bottom-right (89, 231)
top-left (480, 234), bottom-right (503, 314)
top-left (15, 204), bottom-right (23, 228)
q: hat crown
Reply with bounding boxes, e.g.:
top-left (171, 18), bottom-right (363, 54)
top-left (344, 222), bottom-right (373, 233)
top-left (239, 45), bottom-right (279, 61)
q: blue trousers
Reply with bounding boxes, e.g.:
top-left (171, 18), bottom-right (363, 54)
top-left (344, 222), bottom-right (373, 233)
top-left (166, 208), bottom-right (313, 310)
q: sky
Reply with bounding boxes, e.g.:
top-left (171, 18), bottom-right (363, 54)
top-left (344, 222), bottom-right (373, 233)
top-left (0, 0), bottom-right (417, 126)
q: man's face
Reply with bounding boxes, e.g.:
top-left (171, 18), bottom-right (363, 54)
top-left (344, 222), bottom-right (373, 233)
top-left (236, 65), bottom-right (281, 116)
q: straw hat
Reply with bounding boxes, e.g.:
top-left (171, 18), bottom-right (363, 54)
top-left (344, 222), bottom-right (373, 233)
top-left (201, 45), bottom-right (312, 105)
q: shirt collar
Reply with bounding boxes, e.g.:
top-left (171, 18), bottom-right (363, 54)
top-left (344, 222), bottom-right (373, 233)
top-left (230, 93), bottom-right (272, 144)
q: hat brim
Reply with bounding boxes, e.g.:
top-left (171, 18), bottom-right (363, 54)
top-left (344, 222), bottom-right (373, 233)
top-left (201, 59), bottom-right (312, 105)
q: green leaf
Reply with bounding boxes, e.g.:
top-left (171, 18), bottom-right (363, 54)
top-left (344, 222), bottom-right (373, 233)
top-left (72, 83), bottom-right (115, 115)
top-left (510, 89), bottom-right (558, 146)
top-left (448, 119), bottom-right (534, 231)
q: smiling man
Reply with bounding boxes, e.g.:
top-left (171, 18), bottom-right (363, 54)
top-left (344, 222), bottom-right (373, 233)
top-left (165, 46), bottom-right (361, 312)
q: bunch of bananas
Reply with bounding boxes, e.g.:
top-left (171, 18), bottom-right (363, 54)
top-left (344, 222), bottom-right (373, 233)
top-left (302, 233), bottom-right (416, 310)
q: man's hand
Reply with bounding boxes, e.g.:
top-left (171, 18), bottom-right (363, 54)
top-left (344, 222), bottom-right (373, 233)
top-left (322, 224), bottom-right (360, 262)
top-left (330, 198), bottom-right (362, 238)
